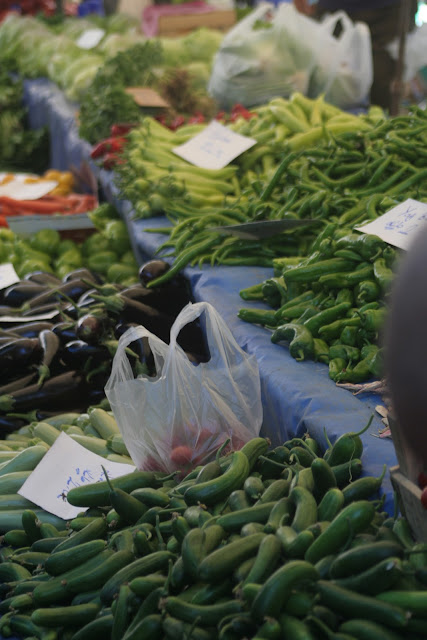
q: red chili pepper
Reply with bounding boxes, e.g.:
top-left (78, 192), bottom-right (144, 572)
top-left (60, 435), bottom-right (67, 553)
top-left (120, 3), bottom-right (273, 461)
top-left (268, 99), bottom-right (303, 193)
top-left (102, 153), bottom-right (125, 171)
top-left (110, 123), bottom-right (136, 137)
top-left (168, 115), bottom-right (186, 131)
top-left (421, 486), bottom-right (427, 510)
top-left (231, 103), bottom-right (257, 120)
top-left (215, 110), bottom-right (226, 121)
top-left (90, 136), bottom-right (127, 159)
top-left (187, 113), bottom-right (205, 125)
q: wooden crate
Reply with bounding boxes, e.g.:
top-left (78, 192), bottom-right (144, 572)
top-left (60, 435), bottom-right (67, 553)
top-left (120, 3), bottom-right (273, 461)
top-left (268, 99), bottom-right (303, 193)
top-left (157, 9), bottom-right (236, 37)
top-left (390, 465), bottom-right (427, 543)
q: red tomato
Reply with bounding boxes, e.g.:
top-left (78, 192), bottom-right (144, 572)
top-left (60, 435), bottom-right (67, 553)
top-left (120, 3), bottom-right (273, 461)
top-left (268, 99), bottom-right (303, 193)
top-left (170, 445), bottom-right (193, 467)
top-left (421, 486), bottom-right (427, 510)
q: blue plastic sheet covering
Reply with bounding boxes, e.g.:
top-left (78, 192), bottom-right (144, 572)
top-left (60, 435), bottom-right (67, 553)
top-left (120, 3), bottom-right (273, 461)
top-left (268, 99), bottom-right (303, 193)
top-left (20, 78), bottom-right (398, 516)
top-left (23, 78), bottom-right (92, 171)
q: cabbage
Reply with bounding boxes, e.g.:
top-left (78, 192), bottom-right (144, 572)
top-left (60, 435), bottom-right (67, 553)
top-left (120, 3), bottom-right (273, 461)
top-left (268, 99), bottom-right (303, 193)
top-left (61, 53), bottom-right (103, 89)
top-left (66, 64), bottom-right (101, 102)
top-left (158, 37), bottom-right (189, 67)
top-left (99, 32), bottom-right (142, 58)
top-left (105, 13), bottom-right (140, 34)
top-left (182, 29), bottom-right (223, 64)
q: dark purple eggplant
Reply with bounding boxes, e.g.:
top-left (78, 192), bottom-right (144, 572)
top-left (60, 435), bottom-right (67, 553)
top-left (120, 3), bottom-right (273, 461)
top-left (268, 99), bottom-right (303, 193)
top-left (37, 330), bottom-right (61, 384)
top-left (60, 340), bottom-right (110, 369)
top-left (0, 371), bottom-right (86, 413)
top-left (113, 322), bottom-right (138, 340)
top-left (24, 271), bottom-right (61, 286)
top-left (139, 259), bottom-right (170, 285)
top-left (0, 414), bottom-right (27, 434)
top-left (87, 388), bottom-right (106, 406)
top-left (3, 283), bottom-right (49, 308)
top-left (0, 337), bottom-right (18, 346)
top-left (117, 295), bottom-right (207, 355)
top-left (4, 321), bottom-right (53, 339)
top-left (52, 322), bottom-right (78, 345)
top-left (0, 337), bottom-right (42, 374)
top-left (25, 279), bottom-right (94, 309)
top-left (76, 313), bottom-right (109, 345)
top-left (62, 268), bottom-right (102, 284)
top-left (119, 283), bottom-right (191, 316)
top-left (0, 306), bottom-right (21, 317)
top-left (21, 303), bottom-right (68, 320)
top-left (0, 372), bottom-right (38, 396)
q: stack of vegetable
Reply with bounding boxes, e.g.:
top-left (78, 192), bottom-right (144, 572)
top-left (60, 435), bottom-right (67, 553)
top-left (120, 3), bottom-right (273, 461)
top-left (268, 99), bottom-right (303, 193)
top-left (237, 226), bottom-right (395, 383)
top-left (0, 422), bottom-right (426, 638)
top-left (0, 256), bottom-right (207, 424)
top-left (0, 203), bottom-right (138, 282)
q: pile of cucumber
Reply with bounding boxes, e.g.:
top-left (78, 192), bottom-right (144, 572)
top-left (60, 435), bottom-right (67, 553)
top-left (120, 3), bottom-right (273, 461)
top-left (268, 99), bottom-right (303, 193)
top-left (0, 415), bottom-right (425, 639)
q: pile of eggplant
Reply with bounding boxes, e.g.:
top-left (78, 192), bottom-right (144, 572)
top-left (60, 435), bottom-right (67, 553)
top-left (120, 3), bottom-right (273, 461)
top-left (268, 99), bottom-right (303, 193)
top-left (0, 260), bottom-right (208, 433)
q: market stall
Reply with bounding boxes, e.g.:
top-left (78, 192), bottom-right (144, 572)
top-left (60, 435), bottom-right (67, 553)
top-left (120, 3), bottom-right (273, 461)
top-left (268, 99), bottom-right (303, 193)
top-left (0, 4), bottom-right (427, 640)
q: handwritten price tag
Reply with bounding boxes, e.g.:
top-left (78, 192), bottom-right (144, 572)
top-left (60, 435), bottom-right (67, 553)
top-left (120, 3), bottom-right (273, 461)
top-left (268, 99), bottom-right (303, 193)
top-left (356, 199), bottom-right (427, 250)
top-left (0, 263), bottom-right (19, 290)
top-left (172, 121), bottom-right (257, 170)
top-left (19, 433), bottom-right (135, 520)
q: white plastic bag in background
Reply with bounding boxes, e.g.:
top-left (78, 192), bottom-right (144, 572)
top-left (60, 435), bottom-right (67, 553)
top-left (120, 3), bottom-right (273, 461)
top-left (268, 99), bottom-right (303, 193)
top-left (105, 302), bottom-right (262, 474)
top-left (208, 3), bottom-right (317, 108)
top-left (387, 24), bottom-right (427, 83)
top-left (308, 11), bottom-right (373, 109)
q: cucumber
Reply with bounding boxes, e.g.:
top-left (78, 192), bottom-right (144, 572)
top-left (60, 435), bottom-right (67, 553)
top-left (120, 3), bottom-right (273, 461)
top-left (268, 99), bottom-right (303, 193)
top-left (31, 603), bottom-right (100, 628)
top-left (164, 596), bottom-right (243, 626)
top-left (45, 539), bottom-right (107, 576)
top-left (100, 550), bottom-right (175, 604)
top-left (0, 562), bottom-right (31, 582)
top-left (33, 550), bottom-right (114, 606)
top-left (0, 509), bottom-right (67, 534)
top-left (198, 533), bottom-right (265, 583)
top-left (70, 614), bottom-right (114, 640)
top-left (0, 471), bottom-right (32, 495)
top-left (216, 502), bottom-right (276, 532)
top-left (51, 518), bottom-right (107, 554)
top-left (252, 560), bottom-right (319, 622)
top-left (66, 470), bottom-right (160, 507)
top-left (65, 549), bottom-right (135, 595)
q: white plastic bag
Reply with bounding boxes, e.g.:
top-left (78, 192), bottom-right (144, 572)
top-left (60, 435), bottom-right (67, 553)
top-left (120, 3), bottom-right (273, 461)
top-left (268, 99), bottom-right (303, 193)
top-left (308, 11), bottom-right (373, 109)
top-left (208, 3), bottom-right (317, 108)
top-left (387, 24), bottom-right (427, 83)
top-left (105, 301), bottom-right (262, 474)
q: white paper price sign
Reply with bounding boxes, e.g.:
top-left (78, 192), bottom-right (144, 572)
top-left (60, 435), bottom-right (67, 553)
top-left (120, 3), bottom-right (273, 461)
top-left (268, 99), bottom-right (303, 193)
top-left (172, 121), bottom-right (257, 170)
top-left (356, 198), bottom-right (427, 250)
top-left (76, 28), bottom-right (105, 50)
top-left (0, 263), bottom-right (19, 290)
top-left (19, 432), bottom-right (135, 520)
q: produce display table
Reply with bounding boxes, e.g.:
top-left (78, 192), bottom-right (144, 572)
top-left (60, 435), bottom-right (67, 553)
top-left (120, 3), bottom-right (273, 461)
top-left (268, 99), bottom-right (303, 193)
top-left (21, 78), bottom-right (397, 515)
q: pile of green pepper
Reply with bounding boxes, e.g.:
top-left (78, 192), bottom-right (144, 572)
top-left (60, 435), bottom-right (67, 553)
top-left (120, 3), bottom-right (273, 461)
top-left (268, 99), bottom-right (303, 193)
top-left (239, 224), bottom-right (396, 383)
top-left (145, 103), bottom-right (427, 287)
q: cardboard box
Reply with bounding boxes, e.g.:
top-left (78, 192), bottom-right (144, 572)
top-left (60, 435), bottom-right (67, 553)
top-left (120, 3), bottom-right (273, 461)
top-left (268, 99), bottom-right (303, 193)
top-left (156, 8), bottom-right (236, 36)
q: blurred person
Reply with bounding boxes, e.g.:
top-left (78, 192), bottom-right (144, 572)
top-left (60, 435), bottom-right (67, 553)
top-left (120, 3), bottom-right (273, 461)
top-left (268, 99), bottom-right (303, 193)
top-left (294, 0), bottom-right (418, 110)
